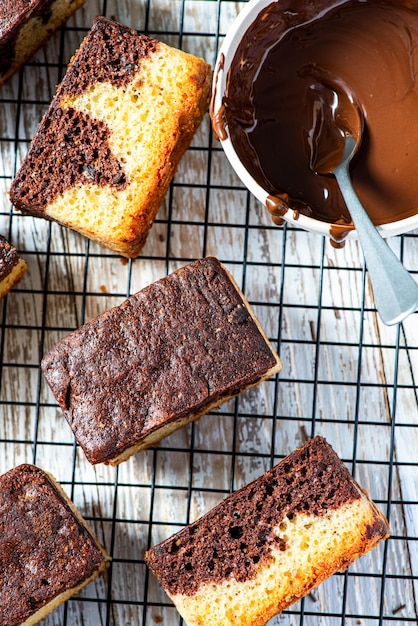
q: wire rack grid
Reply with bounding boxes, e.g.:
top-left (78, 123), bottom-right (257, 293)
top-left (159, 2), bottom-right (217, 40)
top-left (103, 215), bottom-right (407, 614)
top-left (0, 1), bottom-right (417, 625)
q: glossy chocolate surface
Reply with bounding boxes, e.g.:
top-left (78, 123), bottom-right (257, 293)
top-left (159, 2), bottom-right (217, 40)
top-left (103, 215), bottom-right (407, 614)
top-left (220, 0), bottom-right (418, 236)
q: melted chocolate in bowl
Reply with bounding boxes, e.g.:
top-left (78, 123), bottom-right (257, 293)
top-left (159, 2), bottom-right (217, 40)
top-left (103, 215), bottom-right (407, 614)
top-left (216, 0), bottom-right (418, 242)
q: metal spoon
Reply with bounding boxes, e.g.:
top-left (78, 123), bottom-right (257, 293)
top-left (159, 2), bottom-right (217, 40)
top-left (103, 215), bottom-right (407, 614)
top-left (311, 86), bottom-right (418, 326)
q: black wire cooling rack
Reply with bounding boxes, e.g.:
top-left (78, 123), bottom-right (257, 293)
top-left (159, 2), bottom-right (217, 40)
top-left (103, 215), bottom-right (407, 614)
top-left (1, 1), bottom-right (417, 625)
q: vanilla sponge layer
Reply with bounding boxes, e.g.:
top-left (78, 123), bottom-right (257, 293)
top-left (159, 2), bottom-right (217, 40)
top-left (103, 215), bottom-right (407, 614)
top-left (169, 497), bottom-right (388, 626)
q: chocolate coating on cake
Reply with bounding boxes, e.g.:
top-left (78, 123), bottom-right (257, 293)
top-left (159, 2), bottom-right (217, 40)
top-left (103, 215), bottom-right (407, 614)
top-left (41, 257), bottom-right (279, 465)
top-left (11, 105), bottom-right (128, 216)
top-left (0, 464), bottom-right (105, 626)
top-left (146, 436), bottom-right (384, 595)
top-left (0, 235), bottom-right (20, 281)
top-left (58, 17), bottom-right (160, 97)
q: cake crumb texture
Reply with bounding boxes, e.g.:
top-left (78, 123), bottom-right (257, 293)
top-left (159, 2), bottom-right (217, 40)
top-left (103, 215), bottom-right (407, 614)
top-left (10, 16), bottom-right (213, 257)
top-left (0, 0), bottom-right (87, 86)
top-left (41, 256), bottom-right (282, 465)
top-left (0, 463), bottom-right (109, 626)
top-left (0, 234), bottom-right (27, 298)
top-left (145, 436), bottom-right (389, 626)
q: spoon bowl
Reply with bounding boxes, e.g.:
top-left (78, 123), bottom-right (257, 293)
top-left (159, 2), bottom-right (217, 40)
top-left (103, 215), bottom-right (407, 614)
top-left (314, 87), bottom-right (418, 325)
top-left (306, 73), bottom-right (363, 175)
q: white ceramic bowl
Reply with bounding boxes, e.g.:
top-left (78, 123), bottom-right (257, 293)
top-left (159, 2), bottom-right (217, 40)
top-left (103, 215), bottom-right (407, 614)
top-left (211, 0), bottom-right (418, 241)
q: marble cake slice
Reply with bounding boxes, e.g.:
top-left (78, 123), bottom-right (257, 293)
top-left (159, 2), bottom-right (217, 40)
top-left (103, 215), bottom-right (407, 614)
top-left (0, 0), bottom-right (87, 87)
top-left (41, 256), bottom-right (282, 465)
top-left (0, 234), bottom-right (27, 298)
top-left (0, 464), bottom-right (109, 626)
top-left (146, 436), bottom-right (389, 626)
top-left (10, 16), bottom-right (212, 257)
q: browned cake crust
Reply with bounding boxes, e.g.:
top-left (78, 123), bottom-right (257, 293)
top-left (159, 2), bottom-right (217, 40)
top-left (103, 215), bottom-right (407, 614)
top-left (0, 234), bottom-right (27, 298)
top-left (0, 0), bottom-right (87, 86)
top-left (41, 256), bottom-right (282, 465)
top-left (0, 464), bottom-right (109, 626)
top-left (146, 436), bottom-right (389, 626)
top-left (10, 16), bottom-right (212, 257)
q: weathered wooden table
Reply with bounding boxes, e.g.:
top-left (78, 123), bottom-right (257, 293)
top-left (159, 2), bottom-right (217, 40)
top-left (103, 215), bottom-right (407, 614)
top-left (0, 1), bottom-right (417, 625)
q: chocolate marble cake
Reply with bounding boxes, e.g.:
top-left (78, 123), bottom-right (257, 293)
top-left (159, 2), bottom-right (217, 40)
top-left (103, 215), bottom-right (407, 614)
top-left (0, 464), bottom-right (109, 626)
top-left (41, 256), bottom-right (282, 465)
top-left (0, 234), bottom-right (27, 298)
top-left (146, 436), bottom-right (389, 626)
top-left (10, 16), bottom-right (212, 257)
top-left (0, 0), bottom-right (87, 86)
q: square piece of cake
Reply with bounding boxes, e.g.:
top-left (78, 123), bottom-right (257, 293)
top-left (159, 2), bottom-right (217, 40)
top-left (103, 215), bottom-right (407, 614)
top-left (41, 257), bottom-right (282, 465)
top-left (10, 16), bottom-right (212, 257)
top-left (145, 436), bottom-right (389, 626)
top-left (0, 0), bottom-right (87, 86)
top-left (0, 464), bottom-right (109, 626)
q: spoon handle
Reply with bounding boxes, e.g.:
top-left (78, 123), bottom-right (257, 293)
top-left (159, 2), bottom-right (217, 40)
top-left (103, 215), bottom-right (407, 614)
top-left (334, 163), bottom-right (418, 326)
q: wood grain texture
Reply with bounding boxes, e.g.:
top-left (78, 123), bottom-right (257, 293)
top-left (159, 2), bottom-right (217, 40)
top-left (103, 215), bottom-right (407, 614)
top-left (0, 1), bottom-right (417, 625)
